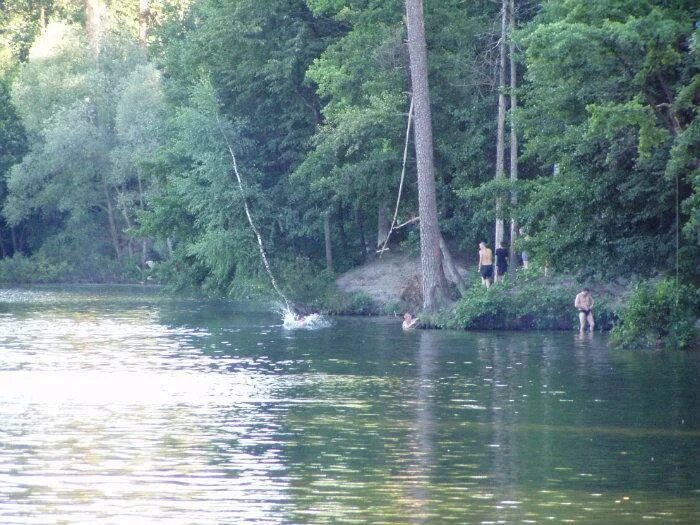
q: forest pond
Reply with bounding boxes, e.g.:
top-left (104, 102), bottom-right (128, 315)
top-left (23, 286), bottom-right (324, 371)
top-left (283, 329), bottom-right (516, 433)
top-left (1, 286), bottom-right (699, 524)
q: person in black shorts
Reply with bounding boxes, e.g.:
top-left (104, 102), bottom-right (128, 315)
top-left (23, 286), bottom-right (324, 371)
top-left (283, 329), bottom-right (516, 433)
top-left (574, 288), bottom-right (595, 332)
top-left (478, 242), bottom-right (494, 287)
top-left (494, 242), bottom-right (509, 282)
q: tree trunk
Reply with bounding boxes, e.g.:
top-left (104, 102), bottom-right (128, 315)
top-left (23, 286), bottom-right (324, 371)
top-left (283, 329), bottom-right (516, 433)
top-left (508, 0), bottom-right (518, 276)
top-left (11, 227), bottom-right (18, 254)
top-left (85, 0), bottom-right (106, 57)
top-left (494, 0), bottom-right (508, 261)
top-left (120, 206), bottom-right (135, 258)
top-left (439, 235), bottom-right (465, 295)
top-left (324, 212), bottom-right (333, 272)
top-left (336, 209), bottom-right (350, 255)
top-left (137, 174), bottom-right (147, 267)
top-left (405, 0), bottom-right (449, 312)
top-left (102, 180), bottom-right (121, 258)
top-left (40, 5), bottom-right (48, 28)
top-left (138, 0), bottom-right (150, 52)
top-left (376, 203), bottom-right (391, 251)
top-left (356, 206), bottom-right (371, 260)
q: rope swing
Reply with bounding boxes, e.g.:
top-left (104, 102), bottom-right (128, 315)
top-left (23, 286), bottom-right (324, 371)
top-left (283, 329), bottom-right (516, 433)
top-left (215, 112), bottom-right (292, 311)
top-left (379, 95), bottom-right (417, 257)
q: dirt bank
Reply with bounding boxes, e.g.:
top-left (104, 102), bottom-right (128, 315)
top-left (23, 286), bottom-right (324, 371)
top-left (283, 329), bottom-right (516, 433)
top-left (335, 253), bottom-right (421, 307)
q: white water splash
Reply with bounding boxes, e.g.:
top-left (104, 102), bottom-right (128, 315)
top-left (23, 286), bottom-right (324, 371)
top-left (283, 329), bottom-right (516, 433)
top-left (280, 308), bottom-right (329, 330)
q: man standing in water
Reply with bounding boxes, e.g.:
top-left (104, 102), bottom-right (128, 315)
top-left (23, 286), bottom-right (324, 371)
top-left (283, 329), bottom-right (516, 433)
top-left (574, 288), bottom-right (595, 333)
top-left (478, 242), bottom-right (494, 288)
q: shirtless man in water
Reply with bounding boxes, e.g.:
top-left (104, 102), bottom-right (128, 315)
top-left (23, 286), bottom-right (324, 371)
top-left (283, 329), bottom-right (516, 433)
top-left (478, 242), bottom-right (494, 288)
top-left (574, 288), bottom-right (595, 333)
top-left (402, 313), bottom-right (419, 330)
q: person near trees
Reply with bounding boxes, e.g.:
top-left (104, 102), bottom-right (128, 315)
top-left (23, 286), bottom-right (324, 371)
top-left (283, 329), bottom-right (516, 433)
top-left (478, 242), bottom-right (494, 288)
top-left (574, 288), bottom-right (595, 333)
top-left (495, 242), bottom-right (509, 281)
top-left (402, 312), bottom-right (419, 330)
top-left (518, 227), bottom-right (529, 269)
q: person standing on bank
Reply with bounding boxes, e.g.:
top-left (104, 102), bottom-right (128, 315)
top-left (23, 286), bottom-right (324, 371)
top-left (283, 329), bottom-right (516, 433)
top-left (574, 288), bottom-right (595, 333)
top-left (478, 242), bottom-right (494, 288)
top-left (494, 242), bottom-right (509, 282)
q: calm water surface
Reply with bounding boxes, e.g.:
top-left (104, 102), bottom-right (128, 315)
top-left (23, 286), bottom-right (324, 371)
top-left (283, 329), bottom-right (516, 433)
top-left (0, 285), bottom-right (698, 524)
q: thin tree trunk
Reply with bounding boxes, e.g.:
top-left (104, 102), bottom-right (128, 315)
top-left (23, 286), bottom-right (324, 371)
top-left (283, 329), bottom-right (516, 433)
top-left (336, 208), bottom-right (350, 255)
top-left (377, 203), bottom-right (391, 250)
top-left (356, 206), bottom-right (370, 260)
top-left (137, 174), bottom-right (147, 266)
top-left (405, 0), bottom-right (449, 312)
top-left (120, 206), bottom-right (135, 258)
top-left (138, 0), bottom-right (150, 52)
top-left (494, 0), bottom-right (508, 266)
top-left (508, 0), bottom-right (518, 276)
top-left (103, 181), bottom-right (121, 258)
top-left (324, 212), bottom-right (333, 272)
top-left (11, 227), bottom-right (18, 254)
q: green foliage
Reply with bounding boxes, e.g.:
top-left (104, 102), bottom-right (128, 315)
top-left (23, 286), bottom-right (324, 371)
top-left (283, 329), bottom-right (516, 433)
top-left (513, 0), bottom-right (699, 279)
top-left (612, 278), bottom-right (700, 350)
top-left (439, 274), bottom-right (618, 331)
top-left (2, 17), bottom-right (166, 277)
top-left (0, 253), bottom-right (70, 283)
top-left (0, 0), bottom-right (696, 327)
top-left (0, 249), bottom-right (139, 284)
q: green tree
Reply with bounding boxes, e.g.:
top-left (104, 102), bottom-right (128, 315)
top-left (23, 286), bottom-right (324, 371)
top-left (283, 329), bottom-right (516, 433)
top-left (145, 0), bottom-right (343, 292)
top-left (3, 19), bottom-right (160, 279)
top-left (517, 0), bottom-right (699, 279)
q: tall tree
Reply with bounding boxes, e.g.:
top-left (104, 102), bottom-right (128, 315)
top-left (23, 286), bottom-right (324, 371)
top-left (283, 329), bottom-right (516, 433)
top-left (405, 0), bottom-right (449, 311)
top-left (507, 0), bottom-right (518, 275)
top-left (493, 0), bottom-right (507, 256)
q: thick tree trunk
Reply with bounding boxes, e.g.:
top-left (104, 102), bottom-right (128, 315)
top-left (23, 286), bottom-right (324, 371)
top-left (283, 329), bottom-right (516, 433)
top-left (405, 0), bottom-right (449, 312)
top-left (508, 0), bottom-right (518, 276)
top-left (324, 212), bottom-right (333, 271)
top-left (494, 0), bottom-right (507, 264)
top-left (85, 0), bottom-right (106, 57)
top-left (439, 235), bottom-right (465, 295)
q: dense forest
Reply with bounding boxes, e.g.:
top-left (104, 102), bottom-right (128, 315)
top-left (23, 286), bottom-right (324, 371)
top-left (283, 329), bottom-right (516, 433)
top-left (0, 1), bottom-right (698, 329)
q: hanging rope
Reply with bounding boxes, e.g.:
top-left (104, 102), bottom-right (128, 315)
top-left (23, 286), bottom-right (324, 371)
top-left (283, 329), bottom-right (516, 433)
top-left (215, 113), bottom-right (292, 310)
top-left (379, 95), bottom-right (415, 258)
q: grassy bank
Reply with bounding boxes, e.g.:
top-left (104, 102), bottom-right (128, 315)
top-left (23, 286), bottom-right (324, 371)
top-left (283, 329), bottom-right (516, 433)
top-left (0, 253), bottom-right (145, 284)
top-left (428, 270), bottom-right (621, 331)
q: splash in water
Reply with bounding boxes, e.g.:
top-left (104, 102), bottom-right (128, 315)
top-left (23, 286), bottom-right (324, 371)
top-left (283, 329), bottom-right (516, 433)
top-left (280, 307), bottom-right (328, 330)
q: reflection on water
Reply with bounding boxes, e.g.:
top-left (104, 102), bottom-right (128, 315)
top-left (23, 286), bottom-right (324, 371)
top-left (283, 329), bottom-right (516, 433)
top-left (1, 286), bottom-right (699, 524)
